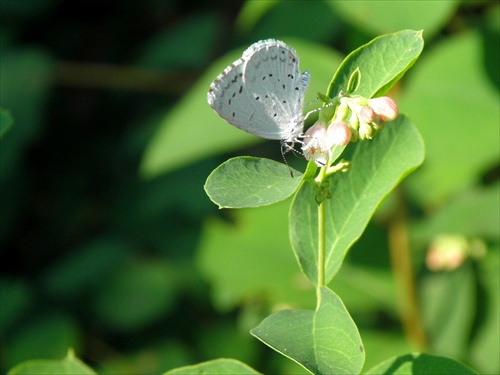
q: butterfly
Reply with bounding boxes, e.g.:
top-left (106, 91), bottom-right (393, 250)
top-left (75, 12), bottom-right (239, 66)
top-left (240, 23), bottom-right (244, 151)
top-left (207, 39), bottom-right (310, 150)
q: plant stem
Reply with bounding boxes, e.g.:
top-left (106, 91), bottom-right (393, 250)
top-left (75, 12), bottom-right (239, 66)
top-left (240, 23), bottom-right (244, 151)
top-left (316, 199), bottom-right (326, 306)
top-left (388, 189), bottom-right (428, 349)
top-left (316, 167), bottom-right (328, 307)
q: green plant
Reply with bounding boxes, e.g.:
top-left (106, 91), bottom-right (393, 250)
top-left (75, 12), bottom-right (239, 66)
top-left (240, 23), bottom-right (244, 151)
top-left (172, 30), bottom-right (472, 375)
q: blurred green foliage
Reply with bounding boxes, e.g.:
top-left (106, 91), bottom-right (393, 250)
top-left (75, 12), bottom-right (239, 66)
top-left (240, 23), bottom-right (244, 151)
top-left (1, 1), bottom-right (498, 374)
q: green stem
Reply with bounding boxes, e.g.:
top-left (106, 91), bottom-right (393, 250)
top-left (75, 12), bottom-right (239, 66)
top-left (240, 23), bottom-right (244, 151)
top-left (316, 200), bottom-right (326, 306)
top-left (315, 167), bottom-right (328, 307)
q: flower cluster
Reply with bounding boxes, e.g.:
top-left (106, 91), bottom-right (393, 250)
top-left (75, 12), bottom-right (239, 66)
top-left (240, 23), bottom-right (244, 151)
top-left (302, 95), bottom-right (399, 166)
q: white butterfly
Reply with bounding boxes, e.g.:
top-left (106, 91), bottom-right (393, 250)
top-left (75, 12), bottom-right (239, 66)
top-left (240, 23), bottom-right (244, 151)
top-left (207, 39), bottom-right (310, 149)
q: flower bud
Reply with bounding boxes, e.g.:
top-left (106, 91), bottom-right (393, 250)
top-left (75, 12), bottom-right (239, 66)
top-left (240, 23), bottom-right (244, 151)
top-left (368, 96), bottom-right (399, 121)
top-left (358, 122), bottom-right (372, 140)
top-left (302, 123), bottom-right (330, 165)
top-left (426, 235), bottom-right (468, 271)
top-left (359, 105), bottom-right (375, 123)
top-left (348, 110), bottom-right (359, 131)
top-left (334, 102), bottom-right (350, 122)
top-left (327, 121), bottom-right (351, 146)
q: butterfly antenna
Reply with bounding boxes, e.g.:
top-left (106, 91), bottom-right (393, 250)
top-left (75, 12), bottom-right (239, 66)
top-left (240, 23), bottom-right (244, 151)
top-left (304, 97), bottom-right (319, 108)
top-left (303, 100), bottom-right (336, 122)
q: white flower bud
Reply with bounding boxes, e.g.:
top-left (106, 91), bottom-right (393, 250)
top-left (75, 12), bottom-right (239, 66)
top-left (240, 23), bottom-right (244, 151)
top-left (359, 105), bottom-right (375, 123)
top-left (327, 121), bottom-right (351, 146)
top-left (302, 123), bottom-right (330, 166)
top-left (368, 96), bottom-right (399, 121)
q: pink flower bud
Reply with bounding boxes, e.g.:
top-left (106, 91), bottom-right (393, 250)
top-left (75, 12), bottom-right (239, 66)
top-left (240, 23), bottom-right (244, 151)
top-left (426, 235), bottom-right (468, 271)
top-left (303, 123), bottom-right (328, 144)
top-left (368, 96), bottom-right (399, 121)
top-left (359, 105), bottom-right (375, 123)
top-left (327, 121), bottom-right (351, 146)
top-left (302, 123), bottom-right (330, 165)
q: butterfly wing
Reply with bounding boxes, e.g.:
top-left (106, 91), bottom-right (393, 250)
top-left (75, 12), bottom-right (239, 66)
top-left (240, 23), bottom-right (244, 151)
top-left (207, 40), bottom-right (309, 141)
top-left (242, 40), bottom-right (309, 141)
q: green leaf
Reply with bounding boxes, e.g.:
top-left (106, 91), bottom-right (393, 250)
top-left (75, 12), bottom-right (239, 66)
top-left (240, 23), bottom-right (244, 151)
top-left (237, 2), bottom-right (342, 44)
top-left (91, 262), bottom-right (177, 332)
top-left (291, 115), bottom-right (424, 285)
top-left (196, 200), bottom-right (315, 312)
top-left (5, 315), bottom-right (81, 371)
top-left (399, 30), bottom-right (499, 205)
top-left (365, 353), bottom-right (477, 375)
top-left (140, 39), bottom-right (344, 177)
top-left (137, 13), bottom-right (217, 70)
top-left (469, 248), bottom-right (500, 375)
top-left (234, 0), bottom-right (279, 34)
top-left (0, 48), bottom-right (54, 180)
top-left (421, 265), bottom-right (476, 359)
top-left (204, 157), bottom-right (302, 209)
top-left (327, 29), bottom-right (424, 98)
top-left (0, 108), bottom-right (14, 139)
top-left (251, 287), bottom-right (364, 375)
top-left (41, 237), bottom-right (135, 298)
top-left (8, 350), bottom-right (95, 375)
top-left (164, 358), bottom-right (261, 375)
top-left (329, 1), bottom-right (458, 39)
top-left (359, 329), bottom-right (412, 372)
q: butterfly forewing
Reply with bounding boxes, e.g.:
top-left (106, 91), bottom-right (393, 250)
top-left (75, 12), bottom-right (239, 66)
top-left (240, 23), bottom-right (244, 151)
top-left (207, 58), bottom-right (246, 122)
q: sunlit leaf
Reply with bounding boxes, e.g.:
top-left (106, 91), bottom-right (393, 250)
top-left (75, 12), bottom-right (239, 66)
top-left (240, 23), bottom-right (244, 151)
top-left (327, 29), bottom-right (424, 98)
top-left (164, 358), bottom-right (261, 375)
top-left (251, 287), bottom-right (364, 375)
top-left (205, 157), bottom-right (302, 208)
top-left (7, 350), bottom-right (95, 375)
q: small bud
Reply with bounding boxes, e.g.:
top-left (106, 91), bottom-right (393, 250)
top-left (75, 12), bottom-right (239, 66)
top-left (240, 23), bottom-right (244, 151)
top-left (358, 122), bottom-right (372, 140)
top-left (368, 96), bottom-right (399, 121)
top-left (334, 102), bottom-right (350, 122)
top-left (348, 110), bottom-right (359, 131)
top-left (359, 105), bottom-right (375, 123)
top-left (327, 121), bottom-right (351, 146)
